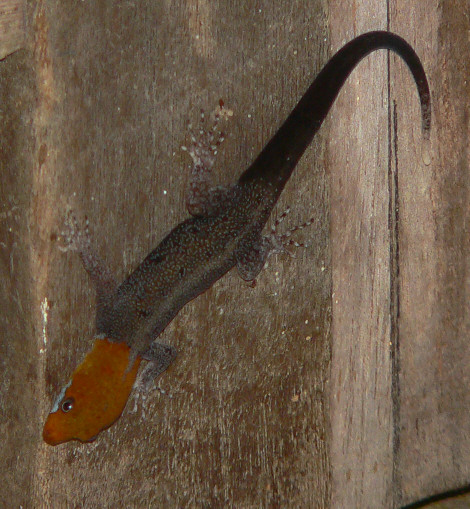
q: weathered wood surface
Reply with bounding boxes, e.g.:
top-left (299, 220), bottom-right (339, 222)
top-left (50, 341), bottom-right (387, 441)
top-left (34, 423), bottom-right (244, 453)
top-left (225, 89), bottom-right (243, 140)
top-left (329, 1), bottom-right (470, 507)
top-left (0, 0), bottom-right (24, 59)
top-left (0, 0), bottom-right (469, 507)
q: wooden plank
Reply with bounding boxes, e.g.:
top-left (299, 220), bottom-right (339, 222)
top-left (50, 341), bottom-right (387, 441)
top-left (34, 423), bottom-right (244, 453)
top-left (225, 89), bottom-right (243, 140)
top-left (393, 0), bottom-right (470, 506)
top-left (0, 0), bottom-right (24, 59)
top-left (328, 1), bottom-right (470, 508)
top-left (328, 2), bottom-right (394, 508)
top-left (2, 1), bottom-right (331, 507)
top-left (2, 0), bottom-right (469, 507)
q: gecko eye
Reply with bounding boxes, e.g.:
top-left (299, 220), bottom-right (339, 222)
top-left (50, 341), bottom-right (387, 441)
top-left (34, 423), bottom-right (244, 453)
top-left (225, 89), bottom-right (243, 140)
top-left (61, 397), bottom-right (74, 413)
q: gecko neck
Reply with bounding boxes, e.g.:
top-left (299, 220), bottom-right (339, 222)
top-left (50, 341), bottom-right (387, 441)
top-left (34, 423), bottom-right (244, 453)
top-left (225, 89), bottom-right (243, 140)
top-left (238, 31), bottom-right (430, 200)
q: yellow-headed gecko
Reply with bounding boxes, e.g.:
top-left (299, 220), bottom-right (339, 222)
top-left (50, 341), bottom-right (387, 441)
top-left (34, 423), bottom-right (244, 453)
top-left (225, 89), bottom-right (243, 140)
top-left (43, 31), bottom-right (431, 445)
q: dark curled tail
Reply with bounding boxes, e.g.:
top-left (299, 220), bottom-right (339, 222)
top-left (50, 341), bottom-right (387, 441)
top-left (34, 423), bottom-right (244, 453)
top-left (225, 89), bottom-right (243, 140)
top-left (240, 31), bottom-right (431, 186)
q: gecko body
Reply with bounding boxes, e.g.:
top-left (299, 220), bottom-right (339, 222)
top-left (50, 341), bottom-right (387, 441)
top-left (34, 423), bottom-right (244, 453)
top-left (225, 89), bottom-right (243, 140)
top-left (43, 32), bottom-right (431, 445)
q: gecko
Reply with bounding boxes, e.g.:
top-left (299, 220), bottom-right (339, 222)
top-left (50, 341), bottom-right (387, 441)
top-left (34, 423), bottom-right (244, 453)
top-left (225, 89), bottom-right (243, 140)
top-left (42, 31), bottom-right (431, 445)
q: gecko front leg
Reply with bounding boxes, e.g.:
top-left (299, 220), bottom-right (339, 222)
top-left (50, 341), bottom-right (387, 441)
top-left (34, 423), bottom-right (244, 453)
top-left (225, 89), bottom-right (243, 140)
top-left (137, 342), bottom-right (177, 391)
top-left (60, 211), bottom-right (119, 330)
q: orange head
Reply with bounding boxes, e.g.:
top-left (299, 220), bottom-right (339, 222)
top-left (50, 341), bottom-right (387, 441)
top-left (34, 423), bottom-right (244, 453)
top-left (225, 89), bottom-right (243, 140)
top-left (43, 337), bottom-right (141, 445)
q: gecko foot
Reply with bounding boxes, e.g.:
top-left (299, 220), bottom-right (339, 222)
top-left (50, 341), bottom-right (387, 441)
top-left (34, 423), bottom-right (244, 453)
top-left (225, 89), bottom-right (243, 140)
top-left (137, 342), bottom-right (177, 392)
top-left (58, 210), bottom-right (118, 305)
top-left (236, 206), bottom-right (317, 281)
top-left (58, 210), bottom-right (91, 254)
top-left (182, 107), bottom-right (225, 171)
top-left (269, 206), bottom-right (316, 254)
top-left (182, 102), bottom-right (233, 216)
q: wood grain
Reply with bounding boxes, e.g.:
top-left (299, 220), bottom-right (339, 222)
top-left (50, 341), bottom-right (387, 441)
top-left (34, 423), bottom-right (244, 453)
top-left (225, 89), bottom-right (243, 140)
top-left (328, 1), bottom-right (394, 507)
top-left (394, 1), bottom-right (470, 506)
top-left (1, 0), bottom-right (469, 507)
top-left (0, 0), bottom-right (24, 59)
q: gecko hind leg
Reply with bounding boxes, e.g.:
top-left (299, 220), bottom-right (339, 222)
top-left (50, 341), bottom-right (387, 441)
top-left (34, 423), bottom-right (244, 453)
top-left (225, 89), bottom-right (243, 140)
top-left (236, 207), bottom-right (316, 281)
top-left (137, 342), bottom-right (177, 392)
top-left (182, 104), bottom-right (233, 217)
top-left (271, 207), bottom-right (317, 250)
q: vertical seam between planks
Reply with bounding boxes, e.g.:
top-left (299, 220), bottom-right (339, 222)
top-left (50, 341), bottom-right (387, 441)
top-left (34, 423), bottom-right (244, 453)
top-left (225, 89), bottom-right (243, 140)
top-left (386, 5), bottom-right (403, 507)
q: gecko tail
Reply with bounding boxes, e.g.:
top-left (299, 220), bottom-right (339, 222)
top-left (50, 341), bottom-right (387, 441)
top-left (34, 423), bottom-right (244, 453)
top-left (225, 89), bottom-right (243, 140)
top-left (240, 31), bottom-right (432, 184)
